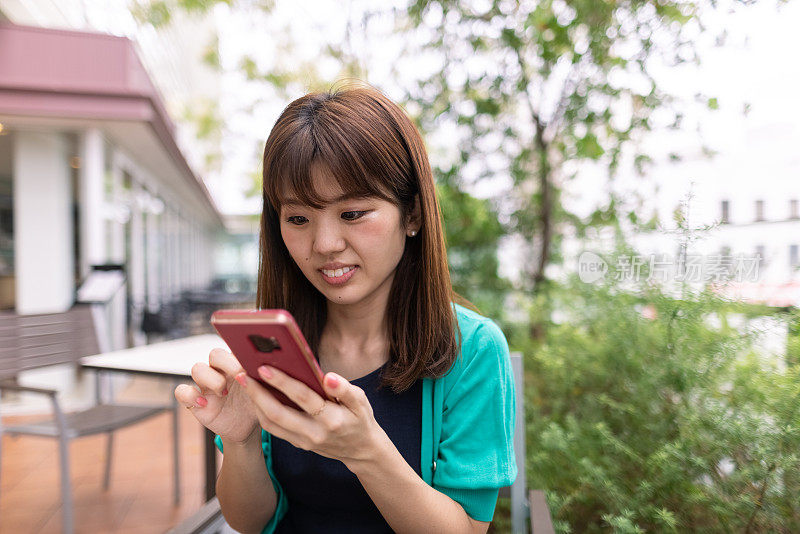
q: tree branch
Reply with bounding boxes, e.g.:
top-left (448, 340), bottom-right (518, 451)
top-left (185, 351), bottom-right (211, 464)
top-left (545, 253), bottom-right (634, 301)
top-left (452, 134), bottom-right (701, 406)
top-left (744, 462), bottom-right (776, 534)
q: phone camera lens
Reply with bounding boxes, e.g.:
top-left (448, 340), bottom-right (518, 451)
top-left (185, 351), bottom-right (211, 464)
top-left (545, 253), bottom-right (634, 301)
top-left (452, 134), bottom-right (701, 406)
top-left (248, 334), bottom-right (281, 353)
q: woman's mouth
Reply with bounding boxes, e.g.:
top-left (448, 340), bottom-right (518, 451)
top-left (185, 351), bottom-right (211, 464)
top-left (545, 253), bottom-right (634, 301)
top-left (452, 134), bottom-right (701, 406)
top-left (320, 265), bottom-right (358, 285)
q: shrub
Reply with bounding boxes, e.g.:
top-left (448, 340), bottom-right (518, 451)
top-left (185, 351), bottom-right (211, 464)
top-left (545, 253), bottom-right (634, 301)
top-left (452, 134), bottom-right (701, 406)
top-left (514, 276), bottom-right (800, 533)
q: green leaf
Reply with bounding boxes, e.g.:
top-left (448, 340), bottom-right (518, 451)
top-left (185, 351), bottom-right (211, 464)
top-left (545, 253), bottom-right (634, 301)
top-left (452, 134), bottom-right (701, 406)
top-left (576, 133), bottom-right (604, 159)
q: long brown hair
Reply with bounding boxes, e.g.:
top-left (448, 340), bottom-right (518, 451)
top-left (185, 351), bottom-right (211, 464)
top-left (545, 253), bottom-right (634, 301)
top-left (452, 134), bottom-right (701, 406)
top-left (257, 81), bottom-right (476, 392)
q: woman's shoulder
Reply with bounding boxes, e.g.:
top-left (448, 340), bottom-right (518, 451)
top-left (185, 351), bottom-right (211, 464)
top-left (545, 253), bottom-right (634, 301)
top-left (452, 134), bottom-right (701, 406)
top-left (453, 302), bottom-right (508, 351)
top-left (446, 302), bottom-right (510, 378)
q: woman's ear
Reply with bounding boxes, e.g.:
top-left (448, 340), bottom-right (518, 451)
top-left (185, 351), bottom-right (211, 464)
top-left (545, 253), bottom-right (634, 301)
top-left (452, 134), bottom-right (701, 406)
top-left (406, 194), bottom-right (421, 236)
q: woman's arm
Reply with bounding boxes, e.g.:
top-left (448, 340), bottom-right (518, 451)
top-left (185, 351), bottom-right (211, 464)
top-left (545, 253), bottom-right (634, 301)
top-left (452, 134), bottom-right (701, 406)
top-left (346, 429), bottom-right (489, 534)
top-left (236, 365), bottom-right (502, 533)
top-left (216, 434), bottom-right (277, 534)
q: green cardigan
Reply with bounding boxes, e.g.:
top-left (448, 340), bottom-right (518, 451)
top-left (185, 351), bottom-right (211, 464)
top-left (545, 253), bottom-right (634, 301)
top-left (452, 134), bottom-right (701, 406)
top-left (215, 303), bottom-right (517, 532)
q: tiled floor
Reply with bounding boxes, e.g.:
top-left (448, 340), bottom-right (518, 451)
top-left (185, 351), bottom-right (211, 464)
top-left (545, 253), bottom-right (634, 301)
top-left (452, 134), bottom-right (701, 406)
top-left (0, 376), bottom-right (218, 534)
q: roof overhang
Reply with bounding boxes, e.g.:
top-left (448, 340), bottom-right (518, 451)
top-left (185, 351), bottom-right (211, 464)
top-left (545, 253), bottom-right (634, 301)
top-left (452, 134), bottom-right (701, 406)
top-left (0, 23), bottom-right (224, 227)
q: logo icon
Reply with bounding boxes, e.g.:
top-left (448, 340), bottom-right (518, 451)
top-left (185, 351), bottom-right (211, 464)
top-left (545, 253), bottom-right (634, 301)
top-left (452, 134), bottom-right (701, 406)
top-left (577, 251), bottom-right (608, 283)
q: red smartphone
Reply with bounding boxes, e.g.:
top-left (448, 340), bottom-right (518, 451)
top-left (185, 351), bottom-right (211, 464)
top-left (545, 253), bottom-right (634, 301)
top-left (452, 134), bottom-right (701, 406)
top-left (210, 309), bottom-right (335, 410)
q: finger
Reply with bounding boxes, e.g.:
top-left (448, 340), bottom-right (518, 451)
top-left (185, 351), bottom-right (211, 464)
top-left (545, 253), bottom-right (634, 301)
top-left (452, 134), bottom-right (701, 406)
top-left (256, 365), bottom-right (325, 416)
top-left (239, 372), bottom-right (316, 436)
top-left (175, 383), bottom-right (208, 409)
top-left (254, 412), bottom-right (312, 450)
top-left (322, 372), bottom-right (369, 417)
top-left (190, 361), bottom-right (227, 397)
top-left (208, 348), bottom-right (245, 380)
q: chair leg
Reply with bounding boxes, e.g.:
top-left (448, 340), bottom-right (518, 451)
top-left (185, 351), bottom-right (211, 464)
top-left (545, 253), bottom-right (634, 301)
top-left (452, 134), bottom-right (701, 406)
top-left (103, 431), bottom-right (114, 490)
top-left (58, 435), bottom-right (74, 534)
top-left (172, 396), bottom-right (181, 505)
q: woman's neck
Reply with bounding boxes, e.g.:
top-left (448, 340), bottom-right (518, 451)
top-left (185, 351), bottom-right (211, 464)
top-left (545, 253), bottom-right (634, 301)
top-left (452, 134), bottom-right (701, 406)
top-left (320, 283), bottom-right (391, 374)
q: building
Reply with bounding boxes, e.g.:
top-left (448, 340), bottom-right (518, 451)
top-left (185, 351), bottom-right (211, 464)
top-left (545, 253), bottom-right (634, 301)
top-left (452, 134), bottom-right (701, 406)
top-left (0, 22), bottom-right (228, 416)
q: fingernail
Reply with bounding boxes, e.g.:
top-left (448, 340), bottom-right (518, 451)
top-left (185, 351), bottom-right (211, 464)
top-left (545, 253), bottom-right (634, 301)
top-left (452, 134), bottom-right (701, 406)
top-left (258, 365), bottom-right (273, 379)
top-left (221, 388), bottom-right (228, 396)
top-left (326, 374), bottom-right (339, 388)
top-left (195, 396), bottom-right (208, 407)
top-left (235, 372), bottom-right (247, 388)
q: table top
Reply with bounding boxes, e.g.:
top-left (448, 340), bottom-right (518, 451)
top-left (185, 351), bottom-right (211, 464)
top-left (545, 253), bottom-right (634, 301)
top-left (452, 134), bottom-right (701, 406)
top-left (80, 334), bottom-right (231, 378)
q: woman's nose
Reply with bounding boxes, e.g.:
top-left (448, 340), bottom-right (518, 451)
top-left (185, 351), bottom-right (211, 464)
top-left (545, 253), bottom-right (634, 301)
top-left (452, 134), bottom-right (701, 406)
top-left (312, 222), bottom-right (346, 255)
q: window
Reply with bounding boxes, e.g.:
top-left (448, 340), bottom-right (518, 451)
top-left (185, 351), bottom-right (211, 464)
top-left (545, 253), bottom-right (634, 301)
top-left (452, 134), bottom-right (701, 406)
top-left (790, 199), bottom-right (799, 220)
top-left (721, 200), bottom-right (730, 224)
top-left (791, 245), bottom-right (799, 268)
top-left (755, 200), bottom-right (764, 222)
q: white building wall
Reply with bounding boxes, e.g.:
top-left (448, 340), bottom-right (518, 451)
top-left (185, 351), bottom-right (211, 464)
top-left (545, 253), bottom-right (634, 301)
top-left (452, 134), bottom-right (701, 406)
top-left (12, 131), bottom-right (74, 315)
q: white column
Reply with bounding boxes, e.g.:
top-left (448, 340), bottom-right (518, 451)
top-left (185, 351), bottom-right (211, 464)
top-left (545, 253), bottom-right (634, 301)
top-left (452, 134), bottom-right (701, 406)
top-left (191, 223), bottom-right (198, 289)
top-left (108, 163), bottom-right (126, 350)
top-left (13, 131), bottom-right (74, 315)
top-left (110, 164), bottom-right (125, 263)
top-left (201, 232), bottom-right (208, 286)
top-left (79, 128), bottom-right (105, 279)
top-left (183, 216), bottom-right (190, 290)
top-left (146, 197), bottom-right (161, 312)
top-left (167, 206), bottom-right (179, 301)
top-left (129, 180), bottom-right (146, 346)
top-left (174, 210), bottom-right (182, 297)
top-left (160, 205), bottom-right (171, 302)
top-left (177, 214), bottom-right (184, 295)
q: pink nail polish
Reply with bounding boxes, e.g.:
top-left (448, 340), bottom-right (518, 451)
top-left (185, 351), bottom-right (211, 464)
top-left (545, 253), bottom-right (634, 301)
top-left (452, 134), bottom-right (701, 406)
top-left (221, 388), bottom-right (228, 396)
top-left (196, 396), bottom-right (208, 407)
top-left (326, 374), bottom-right (339, 388)
top-left (235, 373), bottom-right (247, 388)
top-left (258, 365), bottom-right (273, 379)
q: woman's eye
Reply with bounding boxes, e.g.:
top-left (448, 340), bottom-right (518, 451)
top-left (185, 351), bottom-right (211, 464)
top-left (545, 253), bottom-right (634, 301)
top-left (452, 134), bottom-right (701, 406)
top-left (286, 215), bottom-right (308, 225)
top-left (341, 210), bottom-right (368, 221)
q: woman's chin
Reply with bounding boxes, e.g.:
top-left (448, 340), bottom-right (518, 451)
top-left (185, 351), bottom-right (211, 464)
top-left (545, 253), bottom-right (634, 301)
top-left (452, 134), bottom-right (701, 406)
top-left (323, 291), bottom-right (361, 305)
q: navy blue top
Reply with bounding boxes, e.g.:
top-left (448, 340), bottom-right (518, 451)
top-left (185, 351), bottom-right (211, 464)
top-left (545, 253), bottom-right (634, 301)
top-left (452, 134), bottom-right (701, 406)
top-left (272, 363), bottom-right (422, 533)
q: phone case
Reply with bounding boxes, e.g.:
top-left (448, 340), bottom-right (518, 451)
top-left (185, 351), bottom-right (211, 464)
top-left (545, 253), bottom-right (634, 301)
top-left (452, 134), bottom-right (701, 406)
top-left (210, 309), bottom-right (331, 410)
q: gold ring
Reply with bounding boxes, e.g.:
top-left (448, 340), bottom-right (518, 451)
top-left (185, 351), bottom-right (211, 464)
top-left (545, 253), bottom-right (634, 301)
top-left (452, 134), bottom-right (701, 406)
top-left (310, 402), bottom-right (326, 417)
top-left (186, 405), bottom-right (194, 410)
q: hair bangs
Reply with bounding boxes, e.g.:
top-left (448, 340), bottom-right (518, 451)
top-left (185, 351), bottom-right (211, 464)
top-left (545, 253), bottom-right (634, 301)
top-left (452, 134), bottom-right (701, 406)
top-left (263, 94), bottom-right (402, 213)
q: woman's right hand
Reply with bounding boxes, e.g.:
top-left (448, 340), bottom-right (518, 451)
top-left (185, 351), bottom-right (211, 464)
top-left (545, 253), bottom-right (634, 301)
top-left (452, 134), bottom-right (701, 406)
top-left (174, 348), bottom-right (261, 445)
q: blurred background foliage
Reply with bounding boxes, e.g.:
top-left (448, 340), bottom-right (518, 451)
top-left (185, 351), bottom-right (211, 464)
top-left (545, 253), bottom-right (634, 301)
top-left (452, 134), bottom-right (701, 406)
top-left (133, 0), bottom-right (799, 531)
top-left (511, 271), bottom-right (800, 532)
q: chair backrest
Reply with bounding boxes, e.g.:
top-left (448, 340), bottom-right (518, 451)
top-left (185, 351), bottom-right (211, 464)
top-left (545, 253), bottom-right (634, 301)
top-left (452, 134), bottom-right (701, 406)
top-left (503, 351), bottom-right (528, 532)
top-left (0, 305), bottom-right (100, 381)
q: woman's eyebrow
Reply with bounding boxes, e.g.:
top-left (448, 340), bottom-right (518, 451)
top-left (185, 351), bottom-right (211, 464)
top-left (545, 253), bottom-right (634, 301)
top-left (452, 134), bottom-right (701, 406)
top-left (282, 193), bottom-right (370, 207)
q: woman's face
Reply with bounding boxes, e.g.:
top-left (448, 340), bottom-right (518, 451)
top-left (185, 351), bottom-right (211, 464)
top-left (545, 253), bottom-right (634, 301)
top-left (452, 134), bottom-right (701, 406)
top-left (278, 166), bottom-right (417, 307)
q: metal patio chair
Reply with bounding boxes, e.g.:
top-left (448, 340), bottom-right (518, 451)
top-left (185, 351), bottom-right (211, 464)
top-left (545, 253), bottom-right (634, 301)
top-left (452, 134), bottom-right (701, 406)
top-left (0, 304), bottom-right (180, 534)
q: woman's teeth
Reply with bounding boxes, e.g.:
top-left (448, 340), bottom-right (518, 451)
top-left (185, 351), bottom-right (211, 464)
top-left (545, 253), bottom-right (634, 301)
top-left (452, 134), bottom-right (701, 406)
top-left (322, 266), bottom-right (354, 277)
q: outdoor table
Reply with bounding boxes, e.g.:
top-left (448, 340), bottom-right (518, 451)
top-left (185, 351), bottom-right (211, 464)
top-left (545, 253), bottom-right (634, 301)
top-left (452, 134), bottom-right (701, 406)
top-left (81, 334), bottom-right (228, 501)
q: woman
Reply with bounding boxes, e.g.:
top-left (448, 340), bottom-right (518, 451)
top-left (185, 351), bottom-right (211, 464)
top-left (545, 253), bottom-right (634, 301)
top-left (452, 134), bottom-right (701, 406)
top-left (175, 82), bottom-right (517, 533)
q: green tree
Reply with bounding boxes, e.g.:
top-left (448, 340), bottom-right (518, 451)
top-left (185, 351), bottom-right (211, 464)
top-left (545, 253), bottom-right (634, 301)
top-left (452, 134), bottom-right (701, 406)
top-left (396, 0), bottom-right (737, 336)
top-left (437, 170), bottom-right (510, 318)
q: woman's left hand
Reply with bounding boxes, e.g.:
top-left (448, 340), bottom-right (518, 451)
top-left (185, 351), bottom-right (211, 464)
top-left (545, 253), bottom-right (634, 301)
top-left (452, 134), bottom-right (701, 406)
top-left (237, 365), bottom-right (386, 467)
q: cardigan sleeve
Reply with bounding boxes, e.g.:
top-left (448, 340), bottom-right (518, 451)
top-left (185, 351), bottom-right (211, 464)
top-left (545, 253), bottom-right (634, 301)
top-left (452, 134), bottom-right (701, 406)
top-left (432, 319), bottom-right (518, 522)
top-left (214, 430), bottom-right (288, 534)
